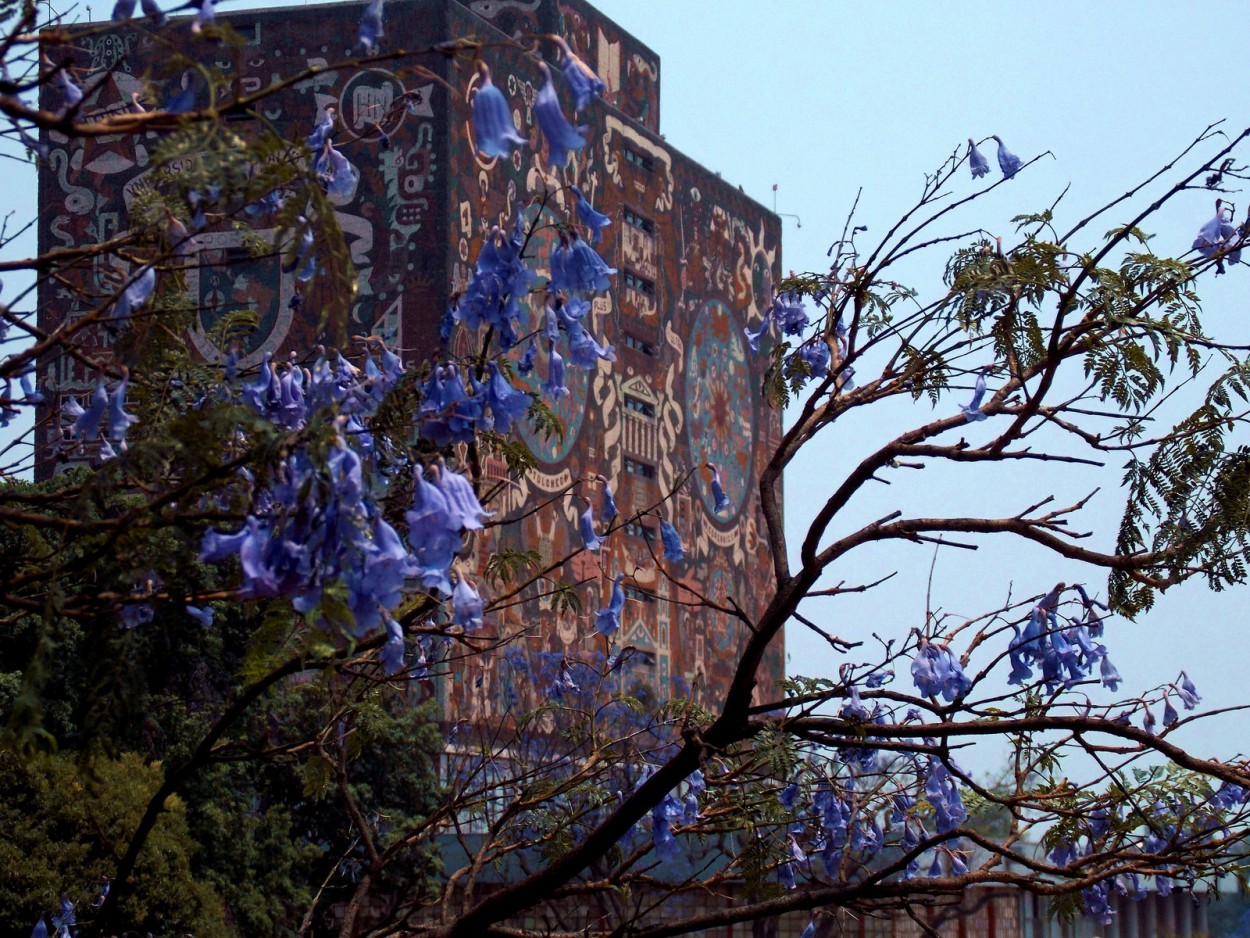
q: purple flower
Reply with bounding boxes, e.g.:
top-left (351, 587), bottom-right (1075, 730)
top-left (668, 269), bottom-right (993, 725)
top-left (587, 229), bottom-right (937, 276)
top-left (452, 577), bottom-right (484, 631)
top-left (107, 374), bottom-right (138, 443)
top-left (595, 574), bottom-right (624, 637)
top-left (186, 605), bottom-right (214, 626)
top-left (356, 0), bottom-right (383, 53)
top-left (660, 518), bottom-right (683, 563)
top-left (652, 811), bottom-right (680, 861)
top-left (865, 668), bottom-right (893, 688)
top-left (743, 305), bottom-right (772, 352)
top-left (960, 368), bottom-right (989, 422)
top-left (112, 0), bottom-right (136, 19)
top-left (968, 138), bottom-right (989, 178)
top-left (53, 68), bottom-right (83, 117)
top-left (406, 467), bottom-right (459, 595)
top-left (579, 499), bottom-right (603, 553)
top-left (1100, 654), bottom-right (1121, 691)
top-left (778, 859), bottom-right (796, 889)
top-left (517, 339), bottom-right (537, 376)
top-left (771, 291), bottom-right (808, 336)
top-left (200, 525), bottom-right (249, 562)
top-left (1162, 695), bottom-right (1179, 728)
top-left (534, 61), bottom-right (586, 169)
top-left (110, 265), bottom-right (157, 326)
top-left (550, 233), bottom-right (616, 293)
top-left (191, 0), bottom-right (215, 34)
top-left (779, 780), bottom-right (799, 811)
top-left (471, 62), bottom-right (526, 158)
top-left (567, 323), bottom-right (616, 369)
top-left (1192, 199), bottom-right (1242, 273)
top-left (434, 457), bottom-right (493, 531)
top-left (705, 462), bottom-right (731, 514)
top-left (598, 475), bottom-right (618, 521)
top-left (992, 135), bottom-right (1022, 179)
top-left (315, 140), bottom-right (358, 199)
top-left (74, 380), bottom-right (108, 440)
top-left (541, 345), bottom-right (570, 401)
top-left (485, 363), bottom-right (531, 433)
top-left (120, 602), bottom-right (154, 628)
top-left (380, 611), bottom-right (404, 674)
top-left (911, 640), bottom-right (971, 702)
top-left (799, 338), bottom-right (830, 379)
top-left (140, 0), bottom-right (167, 23)
top-left (283, 221), bottom-right (317, 282)
top-left (1177, 671), bottom-right (1201, 709)
top-left (19, 373), bottom-right (43, 405)
top-left (569, 184), bottom-right (611, 243)
top-left (163, 71), bottom-right (196, 113)
top-left (306, 105), bottom-right (337, 151)
top-left (553, 36), bottom-right (605, 112)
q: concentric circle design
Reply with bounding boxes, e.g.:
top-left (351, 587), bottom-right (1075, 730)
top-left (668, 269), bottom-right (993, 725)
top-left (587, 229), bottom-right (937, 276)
top-left (684, 299), bottom-right (754, 520)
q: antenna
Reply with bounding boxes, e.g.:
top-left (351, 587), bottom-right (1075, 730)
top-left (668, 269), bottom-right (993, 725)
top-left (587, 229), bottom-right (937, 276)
top-left (771, 183), bottom-right (801, 228)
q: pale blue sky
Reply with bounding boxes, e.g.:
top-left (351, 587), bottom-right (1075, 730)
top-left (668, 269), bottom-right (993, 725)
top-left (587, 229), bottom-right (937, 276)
top-left (593, 0), bottom-right (1250, 774)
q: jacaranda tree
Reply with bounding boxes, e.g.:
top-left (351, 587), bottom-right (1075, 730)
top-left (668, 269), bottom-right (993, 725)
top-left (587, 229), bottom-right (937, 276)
top-left (3, 1), bottom-right (1250, 936)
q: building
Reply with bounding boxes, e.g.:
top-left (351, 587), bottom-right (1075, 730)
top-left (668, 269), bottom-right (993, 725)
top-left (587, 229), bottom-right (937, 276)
top-left (37, 0), bottom-right (785, 710)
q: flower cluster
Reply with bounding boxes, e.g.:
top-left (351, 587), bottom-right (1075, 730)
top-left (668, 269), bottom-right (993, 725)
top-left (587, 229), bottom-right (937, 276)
top-left (966, 135), bottom-right (1023, 180)
top-left (193, 342), bottom-right (496, 671)
top-left (418, 362), bottom-right (532, 446)
top-left (910, 639), bottom-right (972, 701)
top-left (448, 220), bottom-right (534, 350)
top-left (1192, 199), bottom-right (1244, 274)
top-left (744, 290), bottom-right (807, 351)
top-left (468, 46), bottom-right (604, 168)
top-left (1007, 583), bottom-right (1117, 693)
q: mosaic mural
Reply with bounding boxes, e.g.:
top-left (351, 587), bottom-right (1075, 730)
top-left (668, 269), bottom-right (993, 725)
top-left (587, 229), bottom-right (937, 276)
top-left (38, 0), bottom-right (784, 717)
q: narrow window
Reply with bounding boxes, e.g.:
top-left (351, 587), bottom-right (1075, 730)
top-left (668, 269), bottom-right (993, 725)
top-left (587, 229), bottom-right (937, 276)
top-left (623, 271), bottom-right (655, 298)
top-left (623, 207), bottom-right (655, 235)
top-left (623, 333), bottom-right (657, 356)
top-left (623, 394), bottom-right (655, 417)
top-left (624, 457), bottom-right (656, 480)
top-left (625, 585), bottom-right (656, 605)
top-left (623, 146), bottom-right (655, 173)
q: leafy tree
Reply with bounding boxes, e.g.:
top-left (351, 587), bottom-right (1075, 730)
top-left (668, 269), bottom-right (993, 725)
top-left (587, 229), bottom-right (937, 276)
top-left (2, 3), bottom-right (1250, 937)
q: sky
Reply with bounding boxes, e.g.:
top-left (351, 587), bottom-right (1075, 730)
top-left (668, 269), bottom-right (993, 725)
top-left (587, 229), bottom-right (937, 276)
top-left (591, 0), bottom-right (1250, 778)
top-left (3, 1), bottom-right (1248, 779)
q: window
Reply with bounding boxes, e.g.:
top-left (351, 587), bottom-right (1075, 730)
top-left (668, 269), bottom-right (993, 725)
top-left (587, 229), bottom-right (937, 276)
top-left (623, 207), bottom-right (655, 235)
top-left (623, 333), bottom-right (657, 356)
top-left (624, 457), bottom-right (656, 480)
top-left (625, 585), bottom-right (655, 605)
top-left (624, 520), bottom-right (656, 542)
top-left (224, 246), bottom-right (254, 266)
top-left (623, 271), bottom-right (655, 298)
top-left (623, 146), bottom-right (655, 173)
top-left (623, 395), bottom-right (655, 417)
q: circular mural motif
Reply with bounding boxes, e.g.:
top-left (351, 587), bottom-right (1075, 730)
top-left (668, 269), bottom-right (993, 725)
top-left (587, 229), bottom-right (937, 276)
top-left (514, 205), bottom-right (590, 465)
top-left (338, 68), bottom-right (408, 143)
top-left (685, 299), bottom-right (754, 520)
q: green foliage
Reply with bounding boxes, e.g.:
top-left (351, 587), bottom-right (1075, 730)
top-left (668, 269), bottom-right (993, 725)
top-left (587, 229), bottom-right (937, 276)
top-left (1112, 359), bottom-right (1250, 615)
top-left (485, 549), bottom-right (540, 588)
top-left (0, 750), bottom-right (229, 936)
